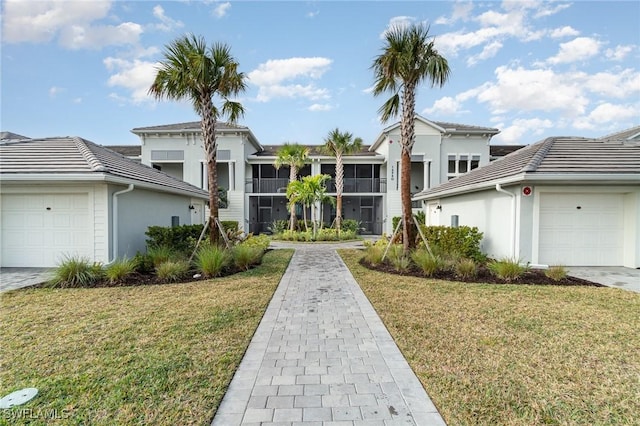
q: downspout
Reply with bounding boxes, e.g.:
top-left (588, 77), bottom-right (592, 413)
top-left (495, 184), bottom-right (516, 259)
top-left (112, 184), bottom-right (135, 262)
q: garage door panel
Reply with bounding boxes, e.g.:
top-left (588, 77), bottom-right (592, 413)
top-left (1, 193), bottom-right (93, 267)
top-left (539, 193), bottom-right (623, 266)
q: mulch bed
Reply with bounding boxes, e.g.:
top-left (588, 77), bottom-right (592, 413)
top-left (359, 258), bottom-right (604, 287)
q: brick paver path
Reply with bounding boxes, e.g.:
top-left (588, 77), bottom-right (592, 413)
top-left (212, 243), bottom-right (445, 425)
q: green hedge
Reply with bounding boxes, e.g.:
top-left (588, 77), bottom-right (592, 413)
top-left (146, 221), bottom-right (239, 254)
top-left (418, 225), bottom-right (485, 262)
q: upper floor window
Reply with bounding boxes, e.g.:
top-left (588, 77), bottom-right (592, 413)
top-left (448, 154), bottom-right (480, 180)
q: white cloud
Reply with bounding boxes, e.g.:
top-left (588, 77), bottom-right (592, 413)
top-left (213, 2), bottom-right (231, 18)
top-left (549, 26), bottom-right (579, 38)
top-left (422, 96), bottom-right (462, 115)
top-left (584, 103), bottom-right (640, 125)
top-left (59, 22), bottom-right (143, 50)
top-left (248, 57), bottom-right (333, 102)
top-left (306, 10), bottom-right (319, 18)
top-left (248, 57), bottom-right (332, 86)
top-left (533, 2), bottom-right (571, 18)
top-left (49, 86), bottom-right (64, 98)
top-left (308, 103), bottom-right (332, 112)
top-left (474, 66), bottom-right (590, 116)
top-left (605, 45), bottom-right (634, 61)
top-left (73, 97), bottom-right (82, 104)
top-left (379, 16), bottom-right (417, 39)
top-left (547, 37), bottom-right (601, 65)
top-left (151, 5), bottom-right (183, 32)
top-left (467, 41), bottom-right (503, 66)
top-left (435, 1), bottom-right (473, 25)
top-left (579, 68), bottom-right (640, 99)
top-left (104, 56), bottom-right (159, 104)
top-left (255, 84), bottom-right (329, 103)
top-left (493, 118), bottom-right (554, 144)
top-left (2, 0), bottom-right (142, 49)
top-left (362, 85), bottom-right (375, 94)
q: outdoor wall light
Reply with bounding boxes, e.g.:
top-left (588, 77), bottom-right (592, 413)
top-left (188, 205), bottom-right (195, 210)
top-left (436, 205), bottom-right (442, 211)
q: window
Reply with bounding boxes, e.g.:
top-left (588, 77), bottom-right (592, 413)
top-left (447, 154), bottom-right (481, 179)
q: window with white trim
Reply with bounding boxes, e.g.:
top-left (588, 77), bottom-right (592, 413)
top-left (447, 154), bottom-right (481, 180)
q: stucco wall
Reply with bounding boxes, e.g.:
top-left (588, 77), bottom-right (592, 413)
top-left (112, 186), bottom-right (196, 258)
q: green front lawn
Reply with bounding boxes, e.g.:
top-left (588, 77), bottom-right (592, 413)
top-left (0, 249), bottom-right (293, 426)
top-left (339, 249), bottom-right (640, 426)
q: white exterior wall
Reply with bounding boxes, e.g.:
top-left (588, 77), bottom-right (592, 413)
top-left (427, 188), bottom-right (516, 261)
top-left (111, 185), bottom-right (199, 258)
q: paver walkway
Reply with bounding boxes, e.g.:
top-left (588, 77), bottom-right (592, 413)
top-left (212, 243), bottom-right (445, 425)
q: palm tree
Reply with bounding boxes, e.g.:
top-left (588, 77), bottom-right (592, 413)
top-left (322, 128), bottom-right (363, 235)
top-left (274, 143), bottom-right (309, 231)
top-left (371, 23), bottom-right (450, 251)
top-left (285, 174), bottom-right (331, 236)
top-left (149, 34), bottom-right (246, 244)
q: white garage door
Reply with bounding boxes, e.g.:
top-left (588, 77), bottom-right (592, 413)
top-left (538, 193), bottom-right (624, 266)
top-left (1, 193), bottom-right (92, 267)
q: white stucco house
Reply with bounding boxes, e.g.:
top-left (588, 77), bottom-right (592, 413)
top-left (0, 137), bottom-right (208, 267)
top-left (128, 116), bottom-right (501, 235)
top-left (414, 131), bottom-right (640, 268)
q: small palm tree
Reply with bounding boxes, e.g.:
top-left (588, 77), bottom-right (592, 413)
top-left (274, 143), bottom-right (309, 231)
top-left (149, 34), bottom-right (246, 243)
top-left (322, 128), bottom-right (363, 235)
top-left (372, 23), bottom-right (450, 251)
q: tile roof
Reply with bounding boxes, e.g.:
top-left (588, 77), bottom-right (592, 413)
top-left (600, 125), bottom-right (640, 141)
top-left (428, 119), bottom-right (500, 134)
top-left (415, 136), bottom-right (640, 200)
top-left (0, 131), bottom-right (29, 141)
top-left (105, 145), bottom-right (142, 157)
top-left (489, 145), bottom-right (525, 158)
top-left (131, 121), bottom-right (248, 132)
top-left (0, 137), bottom-right (208, 198)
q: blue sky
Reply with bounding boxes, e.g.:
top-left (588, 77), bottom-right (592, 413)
top-left (2, 1), bottom-right (639, 147)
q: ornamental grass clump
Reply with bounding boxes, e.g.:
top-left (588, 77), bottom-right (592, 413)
top-left (195, 245), bottom-right (231, 278)
top-left (455, 258), bottom-right (478, 280)
top-left (410, 249), bottom-right (442, 277)
top-left (48, 256), bottom-right (104, 288)
top-left (147, 245), bottom-right (178, 267)
top-left (545, 265), bottom-right (568, 281)
top-left (232, 245), bottom-right (263, 271)
top-left (387, 245), bottom-right (410, 273)
top-left (155, 260), bottom-right (190, 282)
top-left (104, 257), bottom-right (137, 284)
top-left (363, 246), bottom-right (385, 266)
top-left (488, 257), bottom-right (527, 282)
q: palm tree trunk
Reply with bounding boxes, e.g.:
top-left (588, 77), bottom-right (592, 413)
top-left (289, 166), bottom-right (297, 231)
top-left (200, 97), bottom-right (220, 244)
top-left (400, 84), bottom-right (417, 251)
top-left (335, 152), bottom-right (343, 234)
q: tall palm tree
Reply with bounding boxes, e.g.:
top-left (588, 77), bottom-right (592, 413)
top-left (322, 128), bottom-right (363, 234)
top-left (149, 34), bottom-right (246, 243)
top-left (371, 23), bottom-right (450, 251)
top-left (274, 143), bottom-right (309, 231)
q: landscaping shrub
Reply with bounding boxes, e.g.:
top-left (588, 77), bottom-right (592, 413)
top-left (455, 258), bottom-right (478, 280)
top-left (232, 245), bottom-right (263, 271)
top-left (545, 265), bottom-right (568, 281)
top-left (268, 220), bottom-right (289, 235)
top-left (488, 258), bottom-right (527, 282)
top-left (147, 245), bottom-right (179, 267)
top-left (341, 219), bottom-right (361, 234)
top-left (194, 245), bottom-right (230, 278)
top-left (133, 252), bottom-right (154, 274)
top-left (155, 260), bottom-right (190, 282)
top-left (419, 225), bottom-right (485, 262)
top-left (390, 253), bottom-right (411, 273)
top-left (48, 256), bottom-right (103, 288)
top-left (410, 249), bottom-right (443, 276)
top-left (239, 234), bottom-right (271, 252)
top-left (146, 224), bottom-right (203, 255)
top-left (104, 257), bottom-right (137, 284)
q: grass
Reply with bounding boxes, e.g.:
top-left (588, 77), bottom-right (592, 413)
top-left (0, 249), bottom-right (293, 426)
top-left (339, 249), bottom-right (640, 426)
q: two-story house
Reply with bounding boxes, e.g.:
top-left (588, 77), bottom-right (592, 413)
top-left (127, 116), bottom-right (500, 234)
